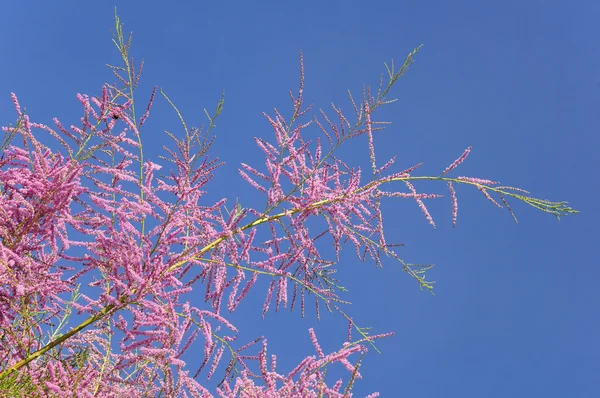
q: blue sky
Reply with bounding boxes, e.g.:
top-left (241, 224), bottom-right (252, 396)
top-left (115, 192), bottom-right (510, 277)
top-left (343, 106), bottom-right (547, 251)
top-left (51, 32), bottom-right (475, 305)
top-left (1, 0), bottom-right (598, 396)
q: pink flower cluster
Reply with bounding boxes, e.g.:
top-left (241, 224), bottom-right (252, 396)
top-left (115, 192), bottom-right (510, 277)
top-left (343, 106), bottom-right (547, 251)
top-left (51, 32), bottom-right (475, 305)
top-left (0, 18), bottom-right (576, 397)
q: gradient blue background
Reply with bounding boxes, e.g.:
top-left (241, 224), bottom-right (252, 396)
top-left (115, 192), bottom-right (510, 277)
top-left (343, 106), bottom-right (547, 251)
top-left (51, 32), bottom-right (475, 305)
top-left (1, 1), bottom-right (598, 396)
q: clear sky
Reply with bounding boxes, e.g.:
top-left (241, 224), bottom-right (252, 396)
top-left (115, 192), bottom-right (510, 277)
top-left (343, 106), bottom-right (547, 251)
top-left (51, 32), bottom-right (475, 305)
top-left (1, 1), bottom-right (598, 396)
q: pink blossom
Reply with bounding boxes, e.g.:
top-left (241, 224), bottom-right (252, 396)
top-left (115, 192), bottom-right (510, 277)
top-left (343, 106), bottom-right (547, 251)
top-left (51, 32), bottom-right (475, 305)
top-left (441, 146), bottom-right (471, 175)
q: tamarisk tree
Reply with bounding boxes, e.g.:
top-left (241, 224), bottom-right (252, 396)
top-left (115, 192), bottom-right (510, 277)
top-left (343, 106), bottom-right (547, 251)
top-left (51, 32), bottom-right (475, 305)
top-left (0, 15), bottom-right (577, 397)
